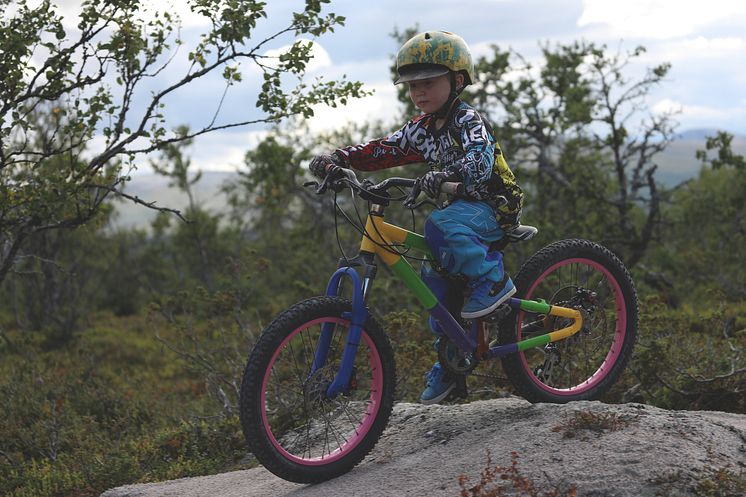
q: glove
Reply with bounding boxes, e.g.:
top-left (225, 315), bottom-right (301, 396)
top-left (420, 170), bottom-right (450, 198)
top-left (309, 153), bottom-right (346, 179)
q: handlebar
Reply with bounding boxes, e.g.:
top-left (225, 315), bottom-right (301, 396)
top-left (304, 168), bottom-right (426, 208)
top-left (304, 168), bottom-right (504, 211)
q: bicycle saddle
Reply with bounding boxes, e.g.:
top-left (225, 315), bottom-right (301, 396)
top-left (505, 224), bottom-right (538, 242)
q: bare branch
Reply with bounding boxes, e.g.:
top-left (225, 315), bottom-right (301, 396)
top-left (92, 183), bottom-right (188, 223)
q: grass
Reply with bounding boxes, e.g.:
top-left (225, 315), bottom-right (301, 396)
top-left (0, 312), bottom-right (252, 497)
top-left (693, 465), bottom-right (746, 497)
top-left (650, 465), bottom-right (746, 497)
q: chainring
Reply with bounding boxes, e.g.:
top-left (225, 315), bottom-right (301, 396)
top-left (437, 337), bottom-right (479, 375)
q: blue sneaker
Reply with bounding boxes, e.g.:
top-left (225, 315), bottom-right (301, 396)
top-left (419, 362), bottom-right (455, 405)
top-left (461, 274), bottom-right (516, 319)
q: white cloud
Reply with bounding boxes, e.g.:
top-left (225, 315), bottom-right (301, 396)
top-left (578, 0), bottom-right (746, 39)
top-left (189, 129), bottom-right (268, 172)
top-left (131, 129), bottom-right (270, 176)
top-left (305, 82), bottom-right (398, 134)
top-left (653, 97), bottom-right (746, 130)
top-left (258, 39), bottom-right (333, 75)
top-left (643, 36), bottom-right (746, 63)
top-left (50, 0), bottom-right (211, 31)
top-left (653, 98), bottom-right (685, 116)
top-left (684, 36), bottom-right (744, 51)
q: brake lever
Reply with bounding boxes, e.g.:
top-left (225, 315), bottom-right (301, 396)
top-left (404, 179), bottom-right (446, 210)
top-left (316, 168), bottom-right (347, 195)
top-left (305, 169), bottom-right (359, 195)
top-left (304, 179), bottom-right (330, 195)
top-left (403, 179), bottom-right (422, 209)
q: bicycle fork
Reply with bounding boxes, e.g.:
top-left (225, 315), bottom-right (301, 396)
top-left (312, 265), bottom-right (371, 399)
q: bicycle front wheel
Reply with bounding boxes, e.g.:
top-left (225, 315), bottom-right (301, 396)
top-left (239, 296), bottom-right (395, 483)
top-left (499, 239), bottom-right (638, 403)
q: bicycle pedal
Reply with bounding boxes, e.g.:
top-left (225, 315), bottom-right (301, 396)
top-left (482, 303), bottom-right (512, 323)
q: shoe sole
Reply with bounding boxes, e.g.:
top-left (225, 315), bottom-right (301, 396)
top-left (460, 285), bottom-right (517, 319)
top-left (419, 382), bottom-right (456, 405)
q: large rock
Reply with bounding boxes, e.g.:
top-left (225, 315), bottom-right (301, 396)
top-left (102, 398), bottom-right (746, 497)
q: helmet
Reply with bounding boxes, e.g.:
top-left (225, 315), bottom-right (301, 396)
top-left (395, 31), bottom-right (474, 86)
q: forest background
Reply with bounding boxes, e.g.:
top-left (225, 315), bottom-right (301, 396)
top-left (1, 2), bottom-right (745, 496)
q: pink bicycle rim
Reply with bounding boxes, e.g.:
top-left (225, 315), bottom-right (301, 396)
top-left (518, 257), bottom-right (627, 395)
top-left (260, 317), bottom-right (384, 466)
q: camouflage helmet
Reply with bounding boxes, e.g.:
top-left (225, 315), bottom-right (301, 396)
top-left (394, 31), bottom-right (474, 85)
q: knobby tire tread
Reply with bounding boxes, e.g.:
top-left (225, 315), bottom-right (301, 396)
top-left (498, 239), bottom-right (639, 403)
top-left (239, 296), bottom-right (395, 483)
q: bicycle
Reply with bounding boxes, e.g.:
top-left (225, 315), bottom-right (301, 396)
top-left (239, 168), bottom-right (638, 483)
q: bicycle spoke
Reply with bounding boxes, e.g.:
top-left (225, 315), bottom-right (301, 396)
top-left (258, 315), bottom-right (385, 463)
top-left (339, 402), bottom-right (364, 434)
top-left (519, 257), bottom-right (627, 392)
top-left (287, 339), bottom-right (307, 387)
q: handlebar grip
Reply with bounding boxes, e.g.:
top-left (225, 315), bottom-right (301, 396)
top-left (441, 181), bottom-right (464, 196)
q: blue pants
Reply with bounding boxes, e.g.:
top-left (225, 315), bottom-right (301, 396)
top-left (421, 200), bottom-right (506, 335)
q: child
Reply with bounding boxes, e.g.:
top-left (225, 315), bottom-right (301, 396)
top-left (309, 31), bottom-right (523, 404)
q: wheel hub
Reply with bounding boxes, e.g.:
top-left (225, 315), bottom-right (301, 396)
top-left (303, 368), bottom-right (333, 407)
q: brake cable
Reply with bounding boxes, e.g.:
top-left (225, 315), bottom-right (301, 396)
top-left (329, 179), bottom-right (431, 263)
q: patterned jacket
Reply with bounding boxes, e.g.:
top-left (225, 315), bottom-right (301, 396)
top-left (335, 100), bottom-right (523, 227)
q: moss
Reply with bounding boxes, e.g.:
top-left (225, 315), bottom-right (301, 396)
top-left (694, 466), bottom-right (746, 497)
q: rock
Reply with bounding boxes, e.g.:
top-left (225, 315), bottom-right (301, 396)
top-left (101, 398), bottom-right (746, 497)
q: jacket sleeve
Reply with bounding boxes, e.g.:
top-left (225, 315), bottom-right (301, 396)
top-left (336, 117), bottom-right (427, 171)
top-left (448, 107), bottom-right (496, 199)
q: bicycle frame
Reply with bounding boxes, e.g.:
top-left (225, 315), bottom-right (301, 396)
top-left (318, 206), bottom-right (583, 397)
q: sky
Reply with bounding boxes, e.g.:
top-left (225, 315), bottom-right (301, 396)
top-left (47, 0), bottom-right (746, 174)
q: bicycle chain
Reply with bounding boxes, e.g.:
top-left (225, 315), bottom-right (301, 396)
top-left (470, 370), bottom-right (507, 381)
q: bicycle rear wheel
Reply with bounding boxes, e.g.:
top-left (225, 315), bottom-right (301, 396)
top-left (239, 296), bottom-right (395, 483)
top-left (499, 239), bottom-right (638, 403)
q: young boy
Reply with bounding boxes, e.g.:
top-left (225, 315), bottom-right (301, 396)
top-left (309, 31), bottom-right (523, 404)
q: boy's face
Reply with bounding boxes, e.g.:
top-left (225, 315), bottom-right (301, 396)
top-left (407, 74), bottom-right (453, 114)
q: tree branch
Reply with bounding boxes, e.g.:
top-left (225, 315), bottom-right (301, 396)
top-left (91, 183), bottom-right (188, 223)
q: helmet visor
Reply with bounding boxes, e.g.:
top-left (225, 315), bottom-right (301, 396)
top-left (394, 64), bottom-right (450, 85)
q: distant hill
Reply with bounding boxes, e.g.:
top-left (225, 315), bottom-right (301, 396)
top-left (656, 130), bottom-right (746, 186)
top-left (110, 129), bottom-right (746, 229)
top-left (109, 171), bottom-right (237, 230)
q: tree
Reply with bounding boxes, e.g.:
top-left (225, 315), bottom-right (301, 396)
top-left (662, 132), bottom-right (746, 301)
top-left (390, 25), bottom-right (420, 120)
top-left (587, 45), bottom-right (677, 267)
top-left (150, 125), bottom-right (221, 291)
top-left (467, 41), bottom-right (599, 235)
top-left (466, 41), bottom-right (676, 267)
top-left (0, 0), bottom-right (368, 284)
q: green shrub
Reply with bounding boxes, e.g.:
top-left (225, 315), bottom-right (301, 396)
top-left (0, 316), bottom-right (250, 497)
top-left (607, 296), bottom-right (746, 413)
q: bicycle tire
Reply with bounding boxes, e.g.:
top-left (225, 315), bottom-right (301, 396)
top-left (498, 239), bottom-right (638, 403)
top-left (239, 296), bottom-right (395, 483)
